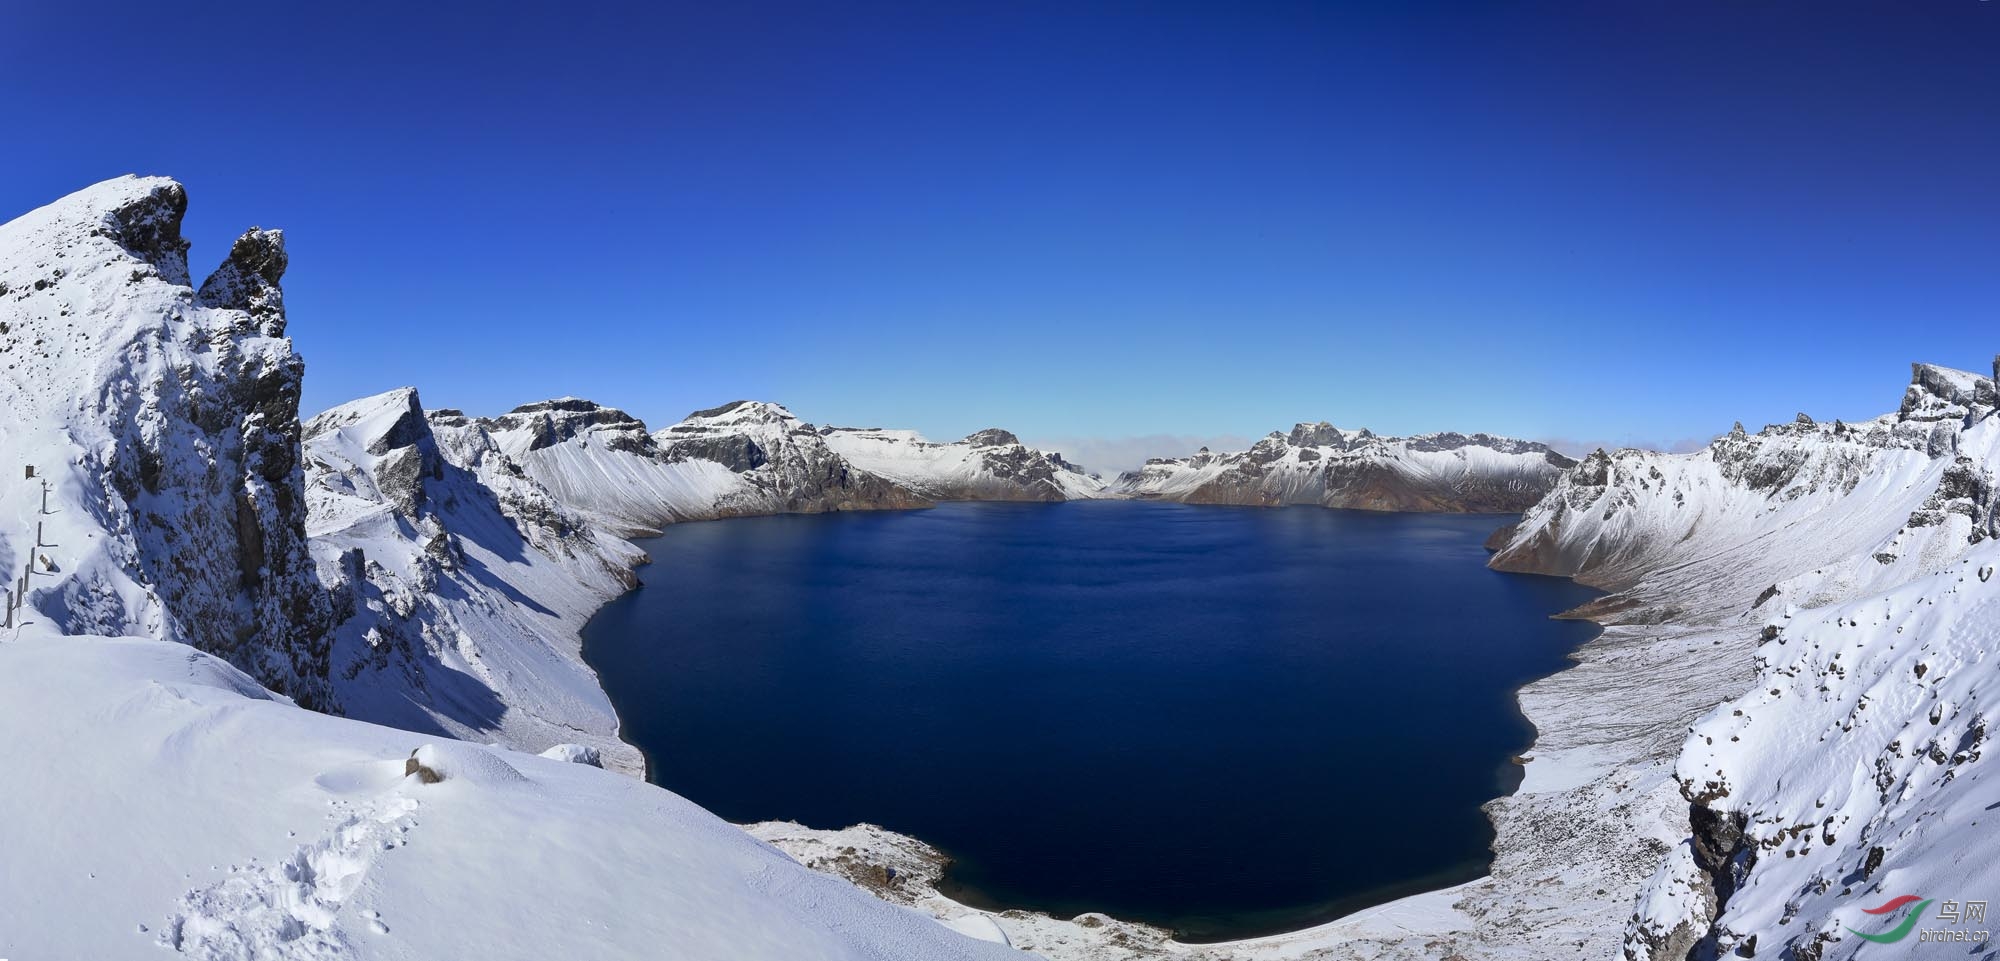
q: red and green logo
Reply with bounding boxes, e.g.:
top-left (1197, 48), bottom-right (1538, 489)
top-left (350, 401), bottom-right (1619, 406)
top-left (1848, 895), bottom-right (1932, 944)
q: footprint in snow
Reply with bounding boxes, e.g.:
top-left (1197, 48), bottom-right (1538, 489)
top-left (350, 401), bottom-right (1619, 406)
top-left (156, 792), bottom-right (419, 957)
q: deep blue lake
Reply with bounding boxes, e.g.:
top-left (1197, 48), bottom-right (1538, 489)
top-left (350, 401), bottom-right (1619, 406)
top-left (580, 501), bottom-right (1601, 940)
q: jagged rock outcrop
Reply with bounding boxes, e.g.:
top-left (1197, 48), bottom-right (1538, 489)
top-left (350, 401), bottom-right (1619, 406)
top-left (1113, 424), bottom-right (1573, 512)
top-left (304, 388), bottom-right (645, 772)
top-left (0, 175), bottom-right (332, 708)
top-left (819, 426), bottom-right (1106, 501)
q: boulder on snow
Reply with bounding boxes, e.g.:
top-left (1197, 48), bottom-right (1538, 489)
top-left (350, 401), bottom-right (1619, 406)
top-left (537, 743), bottom-right (604, 768)
top-left (405, 743), bottom-right (528, 786)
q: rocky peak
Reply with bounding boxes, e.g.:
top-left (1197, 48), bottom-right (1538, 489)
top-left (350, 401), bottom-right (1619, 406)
top-left (101, 176), bottom-right (194, 285)
top-left (491, 398), bottom-right (656, 455)
top-left (679, 399), bottom-right (803, 428)
top-left (1900, 362), bottom-right (1991, 424)
top-left (0, 175), bottom-right (332, 709)
top-left (963, 428), bottom-right (1021, 447)
top-left (1287, 421), bottom-right (1349, 448)
top-left (195, 228), bottom-right (288, 335)
top-left (305, 388), bottom-right (444, 515)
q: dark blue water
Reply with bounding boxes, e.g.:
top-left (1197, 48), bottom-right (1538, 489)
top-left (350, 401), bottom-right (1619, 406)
top-left (581, 501), bottom-right (1600, 940)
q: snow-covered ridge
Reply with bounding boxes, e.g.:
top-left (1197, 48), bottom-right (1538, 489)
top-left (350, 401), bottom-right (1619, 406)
top-left (304, 387), bottom-right (647, 774)
top-left (478, 397), bottom-right (1115, 535)
top-left (1113, 423), bottom-right (1575, 512)
top-left (819, 425), bottom-right (1107, 501)
top-left (1482, 360), bottom-right (2000, 960)
top-left (480, 397), bottom-right (930, 535)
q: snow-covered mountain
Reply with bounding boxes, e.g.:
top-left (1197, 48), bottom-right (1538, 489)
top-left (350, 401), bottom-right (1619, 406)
top-left (0, 174), bottom-right (333, 707)
top-left (0, 177), bottom-right (1026, 961)
top-left (1115, 424), bottom-right (1574, 512)
top-left (1481, 362), bottom-right (2000, 961)
top-left (304, 388), bottom-right (646, 774)
top-left (819, 426), bottom-right (1106, 501)
top-left (479, 398), bottom-right (1112, 535)
top-left (480, 398), bottom-right (930, 536)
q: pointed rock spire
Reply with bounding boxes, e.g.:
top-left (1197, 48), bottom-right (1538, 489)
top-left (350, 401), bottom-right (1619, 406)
top-left (196, 228), bottom-right (288, 336)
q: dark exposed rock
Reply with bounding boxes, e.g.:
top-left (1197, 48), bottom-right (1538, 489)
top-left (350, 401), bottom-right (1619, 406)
top-left (667, 433), bottom-right (767, 472)
top-left (195, 228), bottom-right (288, 335)
top-left (962, 428), bottom-right (1020, 447)
top-left (104, 179), bottom-right (191, 285)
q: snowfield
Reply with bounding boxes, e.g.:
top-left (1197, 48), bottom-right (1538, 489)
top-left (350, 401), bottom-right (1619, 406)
top-left (0, 631), bottom-right (1018, 961)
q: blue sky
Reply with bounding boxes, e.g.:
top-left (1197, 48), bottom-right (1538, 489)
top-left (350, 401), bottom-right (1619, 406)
top-left (3, 2), bottom-right (1995, 471)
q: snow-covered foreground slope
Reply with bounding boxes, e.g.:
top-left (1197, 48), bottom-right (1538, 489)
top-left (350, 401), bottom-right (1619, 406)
top-left (1115, 424), bottom-right (1574, 512)
top-left (1470, 362), bottom-right (2000, 961)
top-left (820, 427), bottom-right (1106, 501)
top-left (0, 631), bottom-right (1020, 961)
top-left (0, 175), bottom-right (332, 707)
top-left (304, 388), bottom-right (646, 773)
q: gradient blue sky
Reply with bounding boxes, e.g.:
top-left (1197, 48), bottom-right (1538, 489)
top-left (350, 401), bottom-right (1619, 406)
top-left (4, 2), bottom-right (1995, 469)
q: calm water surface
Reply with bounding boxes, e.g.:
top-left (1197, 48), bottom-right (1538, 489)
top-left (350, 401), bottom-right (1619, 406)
top-left (581, 501), bottom-right (1600, 940)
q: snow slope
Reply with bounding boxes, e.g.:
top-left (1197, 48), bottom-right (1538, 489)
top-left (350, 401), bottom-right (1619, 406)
top-left (820, 426), bottom-right (1106, 501)
top-left (482, 398), bottom-right (758, 537)
top-left (0, 631), bottom-right (1021, 961)
top-left (1480, 362), bottom-right (2000, 960)
top-left (1115, 424), bottom-right (1574, 512)
top-left (304, 388), bottom-right (647, 774)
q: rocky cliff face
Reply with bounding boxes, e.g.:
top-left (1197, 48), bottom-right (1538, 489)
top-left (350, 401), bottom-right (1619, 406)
top-left (1113, 424), bottom-right (1573, 512)
top-left (304, 388), bottom-right (645, 772)
top-left (1482, 360), bottom-right (2000, 961)
top-left (819, 426), bottom-right (1106, 501)
top-left (0, 176), bottom-right (332, 708)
